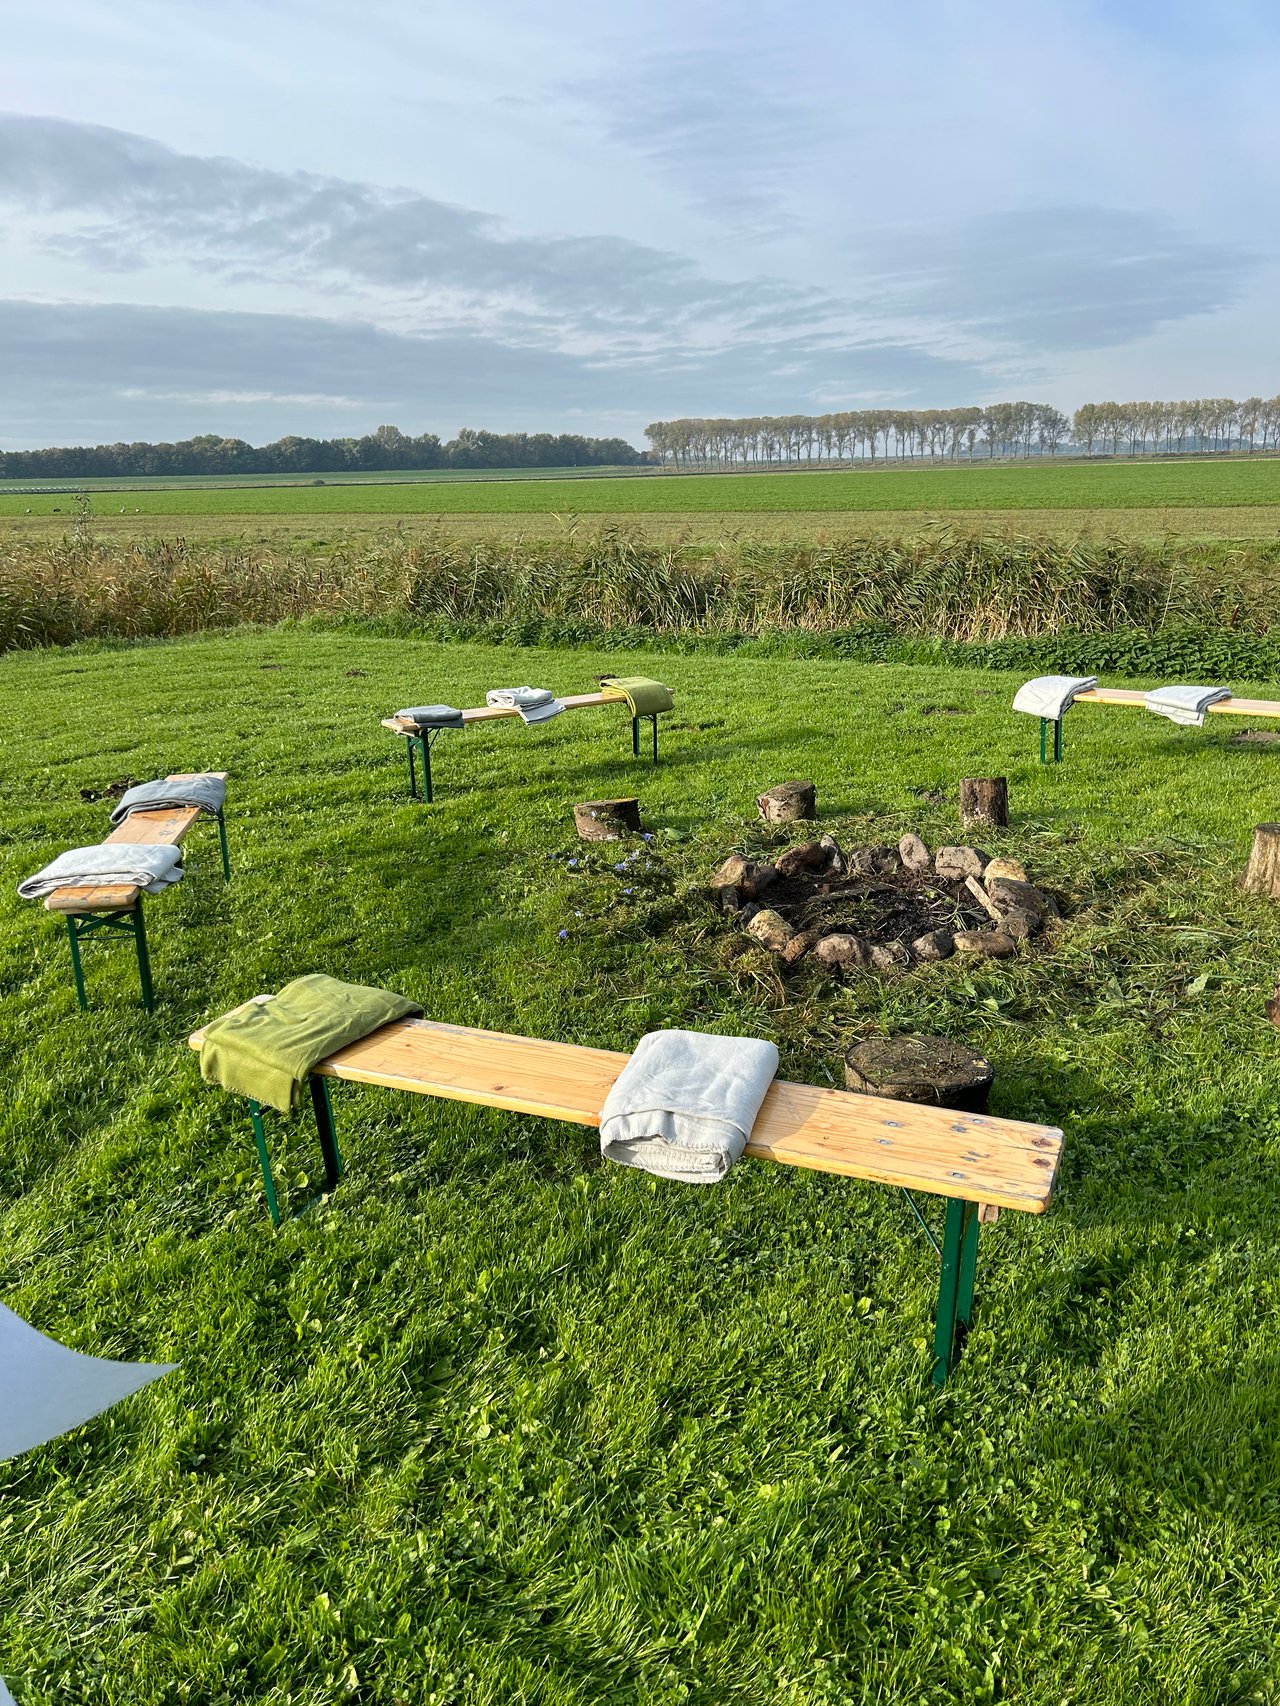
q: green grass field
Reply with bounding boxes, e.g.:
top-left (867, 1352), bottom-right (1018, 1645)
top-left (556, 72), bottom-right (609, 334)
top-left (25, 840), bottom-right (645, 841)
top-left (3, 633), bottom-right (1280, 1703)
top-left (3, 457), bottom-right (1280, 524)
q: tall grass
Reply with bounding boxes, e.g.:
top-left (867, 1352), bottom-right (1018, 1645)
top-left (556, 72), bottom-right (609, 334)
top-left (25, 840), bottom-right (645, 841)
top-left (4, 525), bottom-right (1280, 653)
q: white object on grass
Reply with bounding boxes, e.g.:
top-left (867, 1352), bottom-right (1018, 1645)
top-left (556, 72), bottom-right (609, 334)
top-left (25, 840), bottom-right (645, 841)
top-left (0, 1302), bottom-right (175, 1463)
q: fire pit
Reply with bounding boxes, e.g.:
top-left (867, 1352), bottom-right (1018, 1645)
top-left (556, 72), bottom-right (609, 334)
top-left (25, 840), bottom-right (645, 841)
top-left (710, 832), bottom-right (1057, 971)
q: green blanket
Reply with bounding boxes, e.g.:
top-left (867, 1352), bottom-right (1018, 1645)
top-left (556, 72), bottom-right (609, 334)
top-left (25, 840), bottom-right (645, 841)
top-left (600, 676), bottom-right (675, 717)
top-left (200, 974), bottom-right (422, 1114)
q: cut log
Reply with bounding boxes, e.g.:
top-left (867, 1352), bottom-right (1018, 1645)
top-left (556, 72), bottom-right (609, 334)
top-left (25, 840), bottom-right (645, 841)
top-left (960, 777), bottom-right (1009, 829)
top-left (844, 1034), bottom-right (994, 1114)
top-left (756, 780), bottom-right (816, 823)
top-left (574, 798), bottom-right (641, 841)
top-left (1242, 824), bottom-right (1280, 898)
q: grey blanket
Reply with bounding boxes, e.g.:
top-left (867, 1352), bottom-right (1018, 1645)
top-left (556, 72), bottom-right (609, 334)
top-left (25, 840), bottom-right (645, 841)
top-left (1012, 675), bottom-right (1098, 720)
top-left (1144, 684), bottom-right (1231, 727)
top-left (17, 843), bottom-right (183, 900)
top-left (599, 1028), bottom-right (779, 1184)
top-left (109, 774), bottom-right (226, 825)
top-left (397, 705), bottom-right (464, 729)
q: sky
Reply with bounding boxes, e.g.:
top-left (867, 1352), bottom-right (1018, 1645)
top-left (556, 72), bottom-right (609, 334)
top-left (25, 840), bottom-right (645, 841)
top-left (0, 0), bottom-right (1277, 450)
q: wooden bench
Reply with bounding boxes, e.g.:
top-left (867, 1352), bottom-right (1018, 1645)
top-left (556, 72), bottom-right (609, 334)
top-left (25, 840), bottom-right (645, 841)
top-left (382, 689), bottom-right (670, 802)
top-left (47, 772), bottom-right (230, 1013)
top-left (1034, 688), bottom-right (1280, 764)
top-left (188, 1006), bottom-right (1064, 1385)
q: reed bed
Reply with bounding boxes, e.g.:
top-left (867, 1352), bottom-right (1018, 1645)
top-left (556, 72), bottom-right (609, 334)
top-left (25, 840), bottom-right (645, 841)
top-left (4, 525), bottom-right (1279, 653)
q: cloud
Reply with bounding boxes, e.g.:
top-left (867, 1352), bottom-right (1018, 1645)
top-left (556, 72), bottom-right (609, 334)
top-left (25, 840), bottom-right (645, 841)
top-left (564, 47), bottom-right (828, 234)
top-left (0, 298), bottom-right (991, 446)
top-left (860, 206), bottom-right (1265, 351)
top-left (0, 113), bottom-right (832, 350)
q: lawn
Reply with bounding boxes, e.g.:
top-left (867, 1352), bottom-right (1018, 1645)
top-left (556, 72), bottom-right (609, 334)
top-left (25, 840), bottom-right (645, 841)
top-left (2, 632), bottom-right (1279, 1704)
top-left (3, 457), bottom-right (1280, 525)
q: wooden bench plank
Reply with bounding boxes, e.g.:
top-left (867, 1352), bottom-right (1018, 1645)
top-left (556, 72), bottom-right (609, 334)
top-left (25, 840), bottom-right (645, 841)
top-left (383, 692), bottom-right (625, 734)
top-left (188, 1011), bottom-right (1063, 1213)
top-left (1074, 688), bottom-right (1280, 717)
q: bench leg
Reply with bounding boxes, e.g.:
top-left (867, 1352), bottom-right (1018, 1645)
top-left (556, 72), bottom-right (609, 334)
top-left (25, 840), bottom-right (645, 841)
top-left (310, 1074), bottom-right (343, 1191)
top-left (420, 733), bottom-right (434, 803)
top-left (1039, 717), bottom-right (1064, 765)
top-left (248, 1099), bottom-right (282, 1227)
top-left (132, 902), bottom-right (154, 1014)
top-left (216, 808), bottom-right (231, 882)
top-left (63, 905), bottom-right (153, 1013)
top-left (932, 1197), bottom-right (980, 1387)
top-left (631, 715), bottom-right (640, 758)
top-left (405, 734), bottom-right (419, 799)
top-left (244, 1077), bottom-right (342, 1226)
top-left (651, 714), bottom-right (659, 763)
top-left (65, 915), bottom-right (89, 1010)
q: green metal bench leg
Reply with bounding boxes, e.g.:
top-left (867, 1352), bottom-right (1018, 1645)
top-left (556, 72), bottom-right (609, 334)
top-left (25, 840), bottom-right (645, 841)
top-left (310, 1075), bottom-right (343, 1191)
top-left (631, 715), bottom-right (640, 758)
top-left (132, 902), bottom-right (154, 1013)
top-left (247, 1099), bottom-right (282, 1226)
top-left (216, 809), bottom-right (231, 882)
top-left (932, 1197), bottom-right (980, 1387)
top-left (1055, 718), bottom-right (1063, 762)
top-left (650, 714), bottom-right (658, 763)
top-left (420, 733), bottom-right (433, 803)
top-left (405, 734), bottom-right (418, 799)
top-left (65, 915), bottom-right (88, 1010)
top-left (244, 1077), bottom-right (342, 1226)
top-left (1039, 717), bottom-right (1064, 765)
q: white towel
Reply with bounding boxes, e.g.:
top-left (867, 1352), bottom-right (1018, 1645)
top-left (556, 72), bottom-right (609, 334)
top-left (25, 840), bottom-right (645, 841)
top-left (0, 1302), bottom-right (176, 1463)
top-left (485, 686), bottom-right (565, 724)
top-left (1144, 685), bottom-right (1231, 727)
top-left (599, 1029), bottom-right (779, 1184)
top-left (17, 843), bottom-right (183, 900)
top-left (1012, 675), bottom-right (1098, 720)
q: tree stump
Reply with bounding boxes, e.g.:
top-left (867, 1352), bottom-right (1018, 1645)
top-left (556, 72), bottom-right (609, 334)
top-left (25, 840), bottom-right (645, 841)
top-left (960, 777), bottom-right (1009, 829)
top-left (756, 780), bottom-right (816, 823)
top-left (574, 798), bottom-right (641, 841)
top-left (1242, 824), bottom-right (1280, 897)
top-left (844, 1034), bottom-right (994, 1114)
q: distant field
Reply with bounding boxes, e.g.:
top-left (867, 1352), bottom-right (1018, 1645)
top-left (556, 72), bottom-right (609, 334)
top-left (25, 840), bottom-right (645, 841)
top-left (0, 464), bottom-right (648, 494)
top-left (3, 457), bottom-right (1280, 523)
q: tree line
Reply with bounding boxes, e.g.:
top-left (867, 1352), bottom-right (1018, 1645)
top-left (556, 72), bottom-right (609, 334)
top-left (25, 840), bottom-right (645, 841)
top-left (0, 424), bottom-right (646, 482)
top-left (644, 397), bottom-right (1280, 465)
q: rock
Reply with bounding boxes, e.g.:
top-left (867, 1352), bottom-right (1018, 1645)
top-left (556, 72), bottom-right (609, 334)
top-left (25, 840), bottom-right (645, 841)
top-left (740, 902), bottom-right (761, 924)
top-left (744, 864), bottom-right (779, 900)
top-left (574, 798), bottom-right (641, 841)
top-left (898, 832), bottom-right (931, 873)
top-left (912, 929), bottom-right (955, 961)
top-left (964, 875), bottom-right (1005, 921)
top-left (985, 876), bottom-right (1045, 920)
top-left (844, 1034), bottom-right (994, 1113)
top-left (780, 927), bottom-right (822, 966)
top-left (998, 907), bottom-right (1039, 941)
top-left (813, 932), bottom-right (867, 969)
top-left (935, 845), bottom-right (989, 881)
top-left (870, 941), bottom-right (912, 971)
top-left (756, 780), bottom-right (816, 823)
top-left (719, 888), bottom-right (742, 914)
top-left (953, 929), bottom-right (1017, 958)
top-left (710, 854), bottom-right (751, 891)
top-left (746, 909), bottom-right (794, 952)
top-left (849, 844), bottom-right (901, 876)
top-left (818, 834), bottom-right (845, 875)
top-left (775, 841), bottom-right (828, 877)
top-left (984, 856), bottom-right (1029, 884)
top-left (710, 854), bottom-right (777, 900)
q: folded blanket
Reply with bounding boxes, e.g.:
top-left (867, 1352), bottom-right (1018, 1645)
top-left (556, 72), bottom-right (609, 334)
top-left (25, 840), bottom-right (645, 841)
top-left (599, 1029), bottom-right (779, 1184)
top-left (397, 705), bottom-right (464, 730)
top-left (109, 774), bottom-right (226, 825)
top-left (1011, 675), bottom-right (1099, 720)
top-left (600, 675), bottom-right (675, 717)
top-left (1145, 684), bottom-right (1231, 727)
top-left (486, 686), bottom-right (564, 724)
top-left (199, 973), bottom-right (422, 1114)
top-left (17, 843), bottom-right (183, 900)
